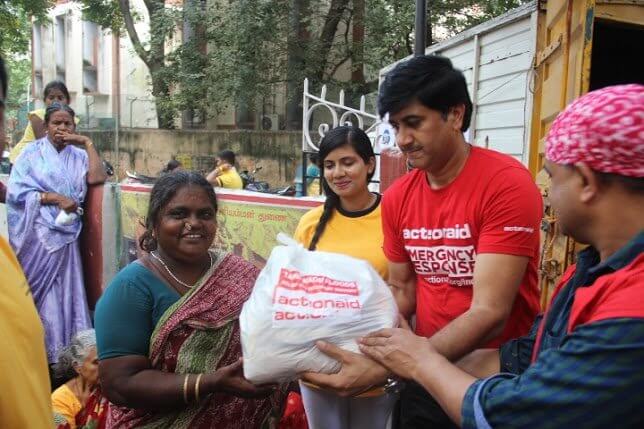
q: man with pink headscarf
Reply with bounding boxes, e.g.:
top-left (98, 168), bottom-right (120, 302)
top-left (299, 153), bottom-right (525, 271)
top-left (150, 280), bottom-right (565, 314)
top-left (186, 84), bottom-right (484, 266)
top-left (357, 84), bottom-right (644, 428)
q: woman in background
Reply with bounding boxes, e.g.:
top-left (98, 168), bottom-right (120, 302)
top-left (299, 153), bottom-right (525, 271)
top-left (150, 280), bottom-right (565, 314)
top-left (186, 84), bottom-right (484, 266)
top-left (7, 103), bottom-right (107, 364)
top-left (9, 80), bottom-right (78, 163)
top-left (53, 329), bottom-right (108, 429)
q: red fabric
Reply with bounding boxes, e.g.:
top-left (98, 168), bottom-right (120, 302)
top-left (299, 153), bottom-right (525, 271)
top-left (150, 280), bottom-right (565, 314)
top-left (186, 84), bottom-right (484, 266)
top-left (531, 265), bottom-right (577, 363)
top-left (545, 84), bottom-right (644, 177)
top-left (382, 147), bottom-right (542, 346)
top-left (278, 392), bottom-right (309, 429)
top-left (569, 254), bottom-right (644, 330)
top-left (531, 254), bottom-right (644, 363)
top-left (76, 388), bottom-right (109, 429)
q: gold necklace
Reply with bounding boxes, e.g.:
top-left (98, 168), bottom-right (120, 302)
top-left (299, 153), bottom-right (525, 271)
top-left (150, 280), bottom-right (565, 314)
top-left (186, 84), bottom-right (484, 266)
top-left (150, 251), bottom-right (213, 289)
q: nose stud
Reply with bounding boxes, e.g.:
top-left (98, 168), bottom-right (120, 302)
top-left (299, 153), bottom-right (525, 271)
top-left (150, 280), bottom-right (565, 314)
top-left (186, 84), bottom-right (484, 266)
top-left (185, 223), bottom-right (193, 231)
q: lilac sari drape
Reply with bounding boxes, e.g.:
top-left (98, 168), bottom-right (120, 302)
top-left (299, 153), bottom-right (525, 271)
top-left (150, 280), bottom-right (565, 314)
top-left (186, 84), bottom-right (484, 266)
top-left (7, 137), bottom-right (92, 363)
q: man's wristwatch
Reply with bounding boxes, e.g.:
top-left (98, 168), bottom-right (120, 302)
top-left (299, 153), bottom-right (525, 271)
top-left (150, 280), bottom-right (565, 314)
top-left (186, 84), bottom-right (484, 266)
top-left (384, 377), bottom-right (405, 394)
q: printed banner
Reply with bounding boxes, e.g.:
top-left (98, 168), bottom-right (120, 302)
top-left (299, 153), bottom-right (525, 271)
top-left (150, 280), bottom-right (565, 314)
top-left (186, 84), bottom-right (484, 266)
top-left (119, 185), bottom-right (321, 269)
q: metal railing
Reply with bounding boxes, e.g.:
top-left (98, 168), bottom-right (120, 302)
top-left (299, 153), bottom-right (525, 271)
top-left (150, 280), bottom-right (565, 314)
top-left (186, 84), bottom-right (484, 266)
top-left (300, 78), bottom-right (382, 196)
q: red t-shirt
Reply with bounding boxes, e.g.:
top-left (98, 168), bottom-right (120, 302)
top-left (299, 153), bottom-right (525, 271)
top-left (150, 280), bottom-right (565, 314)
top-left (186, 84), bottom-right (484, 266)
top-left (382, 146), bottom-right (542, 347)
top-left (532, 253), bottom-right (644, 362)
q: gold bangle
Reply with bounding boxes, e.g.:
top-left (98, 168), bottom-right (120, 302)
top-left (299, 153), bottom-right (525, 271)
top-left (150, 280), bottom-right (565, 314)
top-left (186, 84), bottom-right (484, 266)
top-left (194, 373), bottom-right (203, 403)
top-left (85, 140), bottom-right (93, 147)
top-left (182, 374), bottom-right (191, 404)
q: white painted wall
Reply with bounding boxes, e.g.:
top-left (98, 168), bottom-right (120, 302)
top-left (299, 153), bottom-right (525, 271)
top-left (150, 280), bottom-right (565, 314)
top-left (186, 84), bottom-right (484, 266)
top-left (33, 1), bottom-right (158, 128)
top-left (379, 1), bottom-right (538, 165)
top-left (119, 0), bottom-right (158, 128)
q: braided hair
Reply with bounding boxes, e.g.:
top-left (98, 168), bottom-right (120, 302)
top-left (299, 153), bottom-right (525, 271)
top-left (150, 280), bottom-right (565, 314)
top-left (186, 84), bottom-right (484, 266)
top-left (308, 126), bottom-right (376, 250)
top-left (139, 171), bottom-right (218, 252)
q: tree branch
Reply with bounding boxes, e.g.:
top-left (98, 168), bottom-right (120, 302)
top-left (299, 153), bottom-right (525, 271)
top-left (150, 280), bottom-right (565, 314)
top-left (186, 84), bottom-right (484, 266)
top-left (313, 0), bottom-right (350, 81)
top-left (118, 0), bottom-right (151, 68)
top-left (325, 53), bottom-right (351, 81)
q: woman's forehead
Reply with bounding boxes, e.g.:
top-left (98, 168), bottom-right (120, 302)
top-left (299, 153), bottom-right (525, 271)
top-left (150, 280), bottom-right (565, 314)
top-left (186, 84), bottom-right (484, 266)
top-left (49, 110), bottom-right (73, 120)
top-left (165, 186), bottom-right (213, 206)
top-left (47, 88), bottom-right (66, 97)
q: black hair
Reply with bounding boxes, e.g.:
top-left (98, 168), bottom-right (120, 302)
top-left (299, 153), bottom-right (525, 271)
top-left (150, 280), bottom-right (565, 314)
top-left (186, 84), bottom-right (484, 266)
top-left (217, 149), bottom-right (236, 165)
top-left (309, 153), bottom-right (319, 164)
top-left (308, 126), bottom-right (375, 251)
top-left (596, 171), bottom-right (644, 195)
top-left (43, 80), bottom-right (71, 102)
top-left (0, 56), bottom-right (7, 103)
top-left (162, 159), bottom-right (182, 174)
top-left (45, 102), bottom-right (75, 123)
top-left (378, 55), bottom-right (473, 132)
top-left (139, 171), bottom-right (218, 252)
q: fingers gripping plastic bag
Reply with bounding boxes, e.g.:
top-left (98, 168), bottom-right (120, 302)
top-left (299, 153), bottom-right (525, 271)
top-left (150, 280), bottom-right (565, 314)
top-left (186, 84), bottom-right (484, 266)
top-left (240, 234), bottom-right (398, 384)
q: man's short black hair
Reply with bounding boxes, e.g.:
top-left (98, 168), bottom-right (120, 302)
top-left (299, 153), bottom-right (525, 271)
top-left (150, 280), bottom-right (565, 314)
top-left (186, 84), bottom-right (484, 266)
top-left (378, 55), bottom-right (473, 132)
top-left (0, 56), bottom-right (7, 102)
top-left (217, 149), bottom-right (236, 165)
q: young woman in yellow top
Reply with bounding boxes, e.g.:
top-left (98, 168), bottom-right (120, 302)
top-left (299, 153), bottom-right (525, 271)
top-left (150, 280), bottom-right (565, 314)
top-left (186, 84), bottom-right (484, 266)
top-left (9, 80), bottom-right (79, 163)
top-left (293, 125), bottom-right (395, 429)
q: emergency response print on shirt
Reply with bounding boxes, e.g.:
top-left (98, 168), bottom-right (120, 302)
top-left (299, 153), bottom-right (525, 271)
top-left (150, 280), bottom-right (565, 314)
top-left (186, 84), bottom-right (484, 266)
top-left (403, 224), bottom-right (476, 287)
top-left (381, 147), bottom-right (543, 342)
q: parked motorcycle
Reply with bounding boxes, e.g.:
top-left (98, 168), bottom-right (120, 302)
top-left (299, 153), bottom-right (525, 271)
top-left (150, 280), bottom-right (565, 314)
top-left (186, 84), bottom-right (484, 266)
top-left (240, 166), bottom-right (296, 196)
top-left (240, 167), bottom-right (270, 192)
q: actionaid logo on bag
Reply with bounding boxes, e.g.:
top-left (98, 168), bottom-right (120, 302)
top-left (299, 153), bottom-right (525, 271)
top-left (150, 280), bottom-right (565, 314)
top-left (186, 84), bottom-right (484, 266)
top-left (272, 268), bottom-right (363, 327)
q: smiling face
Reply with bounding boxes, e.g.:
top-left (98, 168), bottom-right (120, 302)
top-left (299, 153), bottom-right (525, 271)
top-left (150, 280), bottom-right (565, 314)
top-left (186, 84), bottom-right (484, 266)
top-left (322, 144), bottom-right (375, 200)
top-left (154, 185), bottom-right (217, 263)
top-left (45, 88), bottom-right (68, 106)
top-left (389, 101), bottom-right (464, 172)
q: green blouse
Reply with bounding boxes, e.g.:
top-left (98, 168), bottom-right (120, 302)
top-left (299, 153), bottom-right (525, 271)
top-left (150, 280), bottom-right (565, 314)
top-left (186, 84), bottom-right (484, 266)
top-left (95, 262), bottom-right (181, 360)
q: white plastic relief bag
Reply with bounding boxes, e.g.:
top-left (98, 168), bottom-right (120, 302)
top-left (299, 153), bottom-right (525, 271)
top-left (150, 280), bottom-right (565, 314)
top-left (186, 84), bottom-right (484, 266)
top-left (240, 233), bottom-right (398, 384)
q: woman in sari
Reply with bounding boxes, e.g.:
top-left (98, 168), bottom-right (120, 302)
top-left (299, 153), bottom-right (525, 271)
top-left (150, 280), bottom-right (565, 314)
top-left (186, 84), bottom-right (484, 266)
top-left (95, 171), bottom-right (281, 428)
top-left (7, 102), bottom-right (107, 364)
top-left (53, 329), bottom-right (109, 429)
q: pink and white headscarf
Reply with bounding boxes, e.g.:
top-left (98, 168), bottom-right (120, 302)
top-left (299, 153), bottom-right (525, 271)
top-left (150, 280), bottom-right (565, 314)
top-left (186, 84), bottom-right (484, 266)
top-left (545, 84), bottom-right (644, 177)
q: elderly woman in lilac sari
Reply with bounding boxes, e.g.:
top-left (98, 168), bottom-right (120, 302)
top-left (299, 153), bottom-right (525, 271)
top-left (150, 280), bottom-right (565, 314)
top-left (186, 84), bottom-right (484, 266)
top-left (7, 102), bottom-right (107, 363)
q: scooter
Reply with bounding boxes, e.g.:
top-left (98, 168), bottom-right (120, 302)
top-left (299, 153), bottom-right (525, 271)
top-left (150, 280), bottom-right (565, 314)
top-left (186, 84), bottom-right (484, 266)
top-left (240, 166), bottom-right (296, 196)
top-left (240, 167), bottom-right (270, 192)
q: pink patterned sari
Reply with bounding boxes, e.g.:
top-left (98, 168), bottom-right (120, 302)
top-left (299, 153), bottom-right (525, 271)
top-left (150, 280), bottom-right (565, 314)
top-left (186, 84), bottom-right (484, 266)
top-left (107, 250), bottom-right (283, 428)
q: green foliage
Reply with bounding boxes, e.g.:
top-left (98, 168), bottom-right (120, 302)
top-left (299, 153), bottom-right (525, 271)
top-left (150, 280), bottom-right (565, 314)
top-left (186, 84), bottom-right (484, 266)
top-left (0, 0), bottom-right (53, 57)
top-left (3, 55), bottom-right (32, 122)
top-left (76, 0), bottom-right (124, 31)
top-left (74, 0), bottom-right (530, 127)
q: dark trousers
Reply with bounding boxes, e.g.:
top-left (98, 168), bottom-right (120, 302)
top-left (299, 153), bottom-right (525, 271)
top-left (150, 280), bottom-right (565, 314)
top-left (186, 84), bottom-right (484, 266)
top-left (398, 381), bottom-right (458, 429)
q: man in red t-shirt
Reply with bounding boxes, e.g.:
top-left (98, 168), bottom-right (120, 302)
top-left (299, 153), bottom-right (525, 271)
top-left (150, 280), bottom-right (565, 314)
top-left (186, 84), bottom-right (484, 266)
top-left (379, 55), bottom-right (541, 428)
top-left (302, 55), bottom-right (542, 427)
